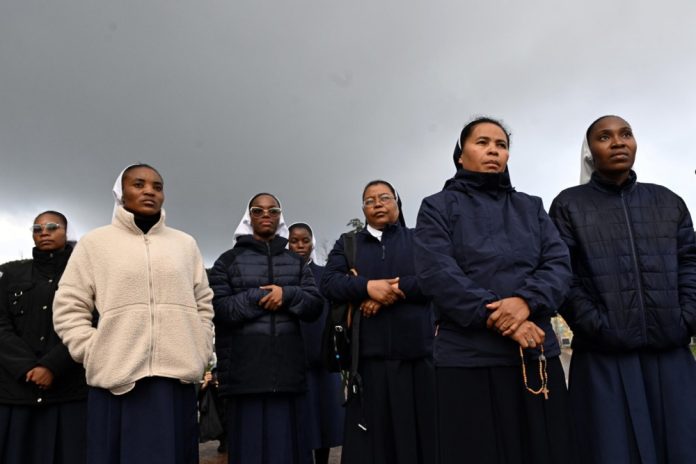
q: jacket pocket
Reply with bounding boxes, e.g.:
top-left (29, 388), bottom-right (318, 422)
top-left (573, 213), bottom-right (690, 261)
top-left (153, 304), bottom-right (212, 381)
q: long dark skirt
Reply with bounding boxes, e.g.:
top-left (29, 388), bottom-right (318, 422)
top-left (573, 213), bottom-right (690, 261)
top-left (87, 377), bottom-right (198, 464)
top-left (437, 357), bottom-right (577, 464)
top-left (226, 393), bottom-right (312, 464)
top-left (341, 358), bottom-right (436, 464)
top-left (0, 400), bottom-right (87, 464)
top-left (569, 348), bottom-right (696, 464)
top-left (304, 367), bottom-right (344, 449)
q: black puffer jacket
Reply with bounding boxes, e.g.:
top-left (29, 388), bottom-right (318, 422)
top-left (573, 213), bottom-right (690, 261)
top-left (550, 171), bottom-right (696, 352)
top-left (210, 235), bottom-right (322, 396)
top-left (0, 245), bottom-right (88, 405)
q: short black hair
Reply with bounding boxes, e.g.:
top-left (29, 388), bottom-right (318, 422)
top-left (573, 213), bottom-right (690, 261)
top-left (122, 163), bottom-right (163, 188)
top-left (362, 179), bottom-right (397, 200)
top-left (248, 192), bottom-right (280, 208)
top-left (453, 117), bottom-right (511, 169)
top-left (289, 222), bottom-right (313, 237)
top-left (585, 114), bottom-right (625, 141)
top-left (34, 210), bottom-right (68, 229)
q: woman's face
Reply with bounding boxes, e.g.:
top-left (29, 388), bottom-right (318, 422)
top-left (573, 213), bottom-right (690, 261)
top-left (250, 195), bottom-right (280, 240)
top-left (458, 122), bottom-right (509, 173)
top-left (32, 213), bottom-right (67, 252)
top-left (288, 227), bottom-right (313, 260)
top-left (362, 183), bottom-right (399, 229)
top-left (587, 116), bottom-right (636, 177)
top-left (122, 167), bottom-right (164, 216)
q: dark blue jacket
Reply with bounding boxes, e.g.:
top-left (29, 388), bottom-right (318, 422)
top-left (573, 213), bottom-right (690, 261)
top-left (321, 225), bottom-right (433, 360)
top-left (300, 263), bottom-right (330, 368)
top-left (414, 169), bottom-right (572, 367)
top-left (549, 171), bottom-right (696, 352)
top-left (210, 235), bottom-right (322, 396)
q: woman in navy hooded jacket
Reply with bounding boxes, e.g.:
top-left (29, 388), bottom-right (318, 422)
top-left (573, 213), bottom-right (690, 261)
top-left (549, 115), bottom-right (696, 464)
top-left (321, 180), bottom-right (435, 464)
top-left (210, 193), bottom-right (323, 464)
top-left (414, 117), bottom-right (577, 464)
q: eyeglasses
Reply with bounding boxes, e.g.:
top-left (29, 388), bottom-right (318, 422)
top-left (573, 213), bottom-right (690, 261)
top-left (362, 194), bottom-right (395, 208)
top-left (249, 207), bottom-right (282, 218)
top-left (31, 223), bottom-right (62, 233)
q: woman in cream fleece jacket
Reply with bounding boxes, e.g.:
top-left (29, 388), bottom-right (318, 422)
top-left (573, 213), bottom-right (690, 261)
top-left (53, 164), bottom-right (214, 464)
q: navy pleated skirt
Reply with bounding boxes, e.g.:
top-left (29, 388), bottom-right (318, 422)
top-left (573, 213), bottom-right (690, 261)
top-left (569, 348), bottom-right (696, 464)
top-left (225, 393), bottom-right (312, 464)
top-left (436, 357), bottom-right (578, 464)
top-left (304, 367), bottom-right (344, 449)
top-left (341, 358), bottom-right (436, 464)
top-left (87, 377), bottom-right (198, 464)
top-left (0, 400), bottom-right (87, 464)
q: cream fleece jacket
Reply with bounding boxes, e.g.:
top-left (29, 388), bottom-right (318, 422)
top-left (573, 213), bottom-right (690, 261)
top-left (53, 206), bottom-right (214, 394)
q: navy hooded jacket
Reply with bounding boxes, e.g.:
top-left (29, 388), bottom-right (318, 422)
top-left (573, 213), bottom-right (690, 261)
top-left (549, 171), bottom-right (696, 352)
top-left (320, 225), bottom-right (433, 360)
top-left (210, 235), bottom-right (322, 396)
top-left (414, 169), bottom-right (572, 367)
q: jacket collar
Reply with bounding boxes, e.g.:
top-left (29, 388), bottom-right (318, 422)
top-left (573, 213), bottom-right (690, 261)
top-left (358, 222), bottom-right (402, 242)
top-left (32, 243), bottom-right (73, 271)
top-left (589, 170), bottom-right (637, 194)
top-left (234, 234), bottom-right (289, 254)
top-left (112, 205), bottom-right (166, 235)
top-left (444, 168), bottom-right (515, 198)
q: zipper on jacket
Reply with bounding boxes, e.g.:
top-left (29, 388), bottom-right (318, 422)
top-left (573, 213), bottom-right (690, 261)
top-left (144, 235), bottom-right (156, 375)
top-left (266, 241), bottom-right (278, 392)
top-left (620, 191), bottom-right (648, 345)
top-left (381, 244), bottom-right (386, 260)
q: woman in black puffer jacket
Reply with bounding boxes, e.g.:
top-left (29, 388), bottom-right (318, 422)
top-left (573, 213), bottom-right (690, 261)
top-left (0, 211), bottom-right (87, 464)
top-left (550, 115), bottom-right (696, 464)
top-left (210, 193), bottom-right (322, 464)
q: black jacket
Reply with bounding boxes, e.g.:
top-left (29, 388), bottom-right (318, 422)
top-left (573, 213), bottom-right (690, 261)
top-left (414, 169), bottom-right (572, 367)
top-left (549, 171), bottom-right (696, 352)
top-left (321, 224), bottom-right (433, 360)
top-left (210, 235), bottom-right (322, 396)
top-left (0, 245), bottom-right (88, 405)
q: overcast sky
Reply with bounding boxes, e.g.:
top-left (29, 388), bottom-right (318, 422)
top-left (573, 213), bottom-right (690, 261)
top-left (1, 1), bottom-right (694, 266)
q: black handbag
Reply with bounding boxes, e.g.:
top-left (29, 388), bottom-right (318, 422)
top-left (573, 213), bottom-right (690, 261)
top-left (321, 232), bottom-right (358, 374)
top-left (198, 387), bottom-right (224, 442)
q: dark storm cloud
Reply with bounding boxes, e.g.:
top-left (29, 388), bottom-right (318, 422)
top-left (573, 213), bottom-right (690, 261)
top-left (2, 1), bottom-right (695, 264)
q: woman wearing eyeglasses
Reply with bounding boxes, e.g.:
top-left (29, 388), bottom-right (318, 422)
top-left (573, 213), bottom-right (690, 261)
top-left (321, 180), bottom-right (436, 464)
top-left (53, 164), bottom-right (214, 464)
top-left (209, 193), bottom-right (323, 464)
top-left (0, 211), bottom-right (87, 464)
top-left (413, 118), bottom-right (577, 464)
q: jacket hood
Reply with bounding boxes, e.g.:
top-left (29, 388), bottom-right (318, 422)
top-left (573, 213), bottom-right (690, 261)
top-left (444, 168), bottom-right (515, 197)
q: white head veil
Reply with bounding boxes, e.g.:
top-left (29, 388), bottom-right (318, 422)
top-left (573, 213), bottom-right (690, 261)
top-left (580, 137), bottom-right (594, 184)
top-left (232, 193), bottom-right (289, 247)
top-left (288, 222), bottom-right (319, 264)
top-left (112, 164), bottom-right (139, 218)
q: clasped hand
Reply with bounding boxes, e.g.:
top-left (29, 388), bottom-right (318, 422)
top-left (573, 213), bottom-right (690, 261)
top-left (362, 278), bottom-right (404, 318)
top-left (259, 285), bottom-right (283, 311)
top-left (486, 297), bottom-right (545, 348)
top-left (26, 366), bottom-right (54, 390)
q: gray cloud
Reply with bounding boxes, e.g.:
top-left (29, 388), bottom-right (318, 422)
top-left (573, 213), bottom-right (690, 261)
top-left (1, 1), bottom-right (694, 264)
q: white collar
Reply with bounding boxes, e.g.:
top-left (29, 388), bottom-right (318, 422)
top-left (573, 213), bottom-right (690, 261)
top-left (366, 224), bottom-right (383, 241)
